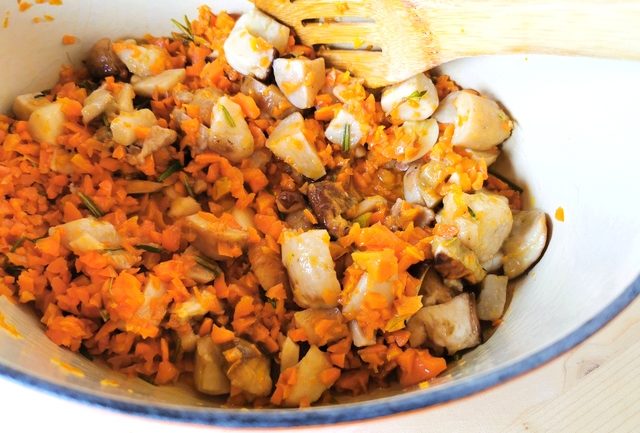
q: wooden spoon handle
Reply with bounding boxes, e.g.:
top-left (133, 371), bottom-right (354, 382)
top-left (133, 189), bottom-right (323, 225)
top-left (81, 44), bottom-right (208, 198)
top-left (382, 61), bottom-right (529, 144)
top-left (414, 0), bottom-right (640, 61)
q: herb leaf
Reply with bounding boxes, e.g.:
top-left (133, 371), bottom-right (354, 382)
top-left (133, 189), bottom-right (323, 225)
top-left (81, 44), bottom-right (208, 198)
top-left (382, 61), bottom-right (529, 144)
top-left (182, 174), bottom-right (195, 198)
top-left (135, 244), bottom-right (165, 254)
top-left (171, 15), bottom-right (195, 43)
top-left (194, 255), bottom-right (222, 277)
top-left (3, 263), bottom-right (24, 277)
top-left (10, 237), bottom-right (26, 252)
top-left (407, 90), bottom-right (427, 100)
top-left (467, 206), bottom-right (476, 218)
top-left (34, 89), bottom-right (51, 99)
top-left (78, 192), bottom-right (104, 218)
top-left (341, 123), bottom-right (351, 152)
top-left (220, 105), bottom-right (236, 128)
top-left (158, 160), bottom-right (183, 182)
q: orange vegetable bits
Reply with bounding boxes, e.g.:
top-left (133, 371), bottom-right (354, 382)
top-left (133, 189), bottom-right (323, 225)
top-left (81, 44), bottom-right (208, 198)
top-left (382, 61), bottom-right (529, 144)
top-left (396, 348), bottom-right (447, 387)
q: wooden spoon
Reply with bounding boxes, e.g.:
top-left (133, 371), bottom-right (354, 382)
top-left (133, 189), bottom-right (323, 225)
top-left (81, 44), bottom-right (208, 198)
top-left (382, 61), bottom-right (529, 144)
top-left (254, 0), bottom-right (640, 87)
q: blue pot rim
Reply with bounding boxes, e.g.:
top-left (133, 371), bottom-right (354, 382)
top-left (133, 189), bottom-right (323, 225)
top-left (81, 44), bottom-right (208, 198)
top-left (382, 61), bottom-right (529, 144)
top-left (1, 274), bottom-right (638, 428)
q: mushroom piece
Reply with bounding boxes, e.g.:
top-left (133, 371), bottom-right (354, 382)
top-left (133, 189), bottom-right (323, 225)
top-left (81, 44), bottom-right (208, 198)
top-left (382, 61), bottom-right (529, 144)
top-left (12, 93), bottom-right (52, 121)
top-left (110, 109), bottom-right (157, 147)
top-left (281, 229), bottom-right (341, 308)
top-left (332, 73), bottom-right (366, 103)
top-left (50, 218), bottom-right (121, 254)
top-left (403, 161), bottom-right (444, 209)
top-left (128, 125), bottom-right (177, 165)
top-left (466, 147), bottom-right (501, 167)
top-left (350, 320), bottom-right (376, 348)
top-left (431, 236), bottom-right (486, 284)
top-left (281, 345), bottom-right (337, 407)
top-left (387, 119), bottom-right (439, 163)
top-left (223, 27), bottom-right (274, 79)
top-left (418, 267), bottom-right (456, 307)
top-left (502, 210), bottom-right (548, 278)
top-left (114, 83), bottom-right (135, 113)
top-left (182, 247), bottom-right (219, 285)
top-left (170, 290), bottom-right (220, 323)
top-left (232, 9), bottom-right (290, 53)
top-left (240, 76), bottom-right (296, 120)
top-left (284, 209), bottom-right (315, 231)
top-left (248, 239), bottom-right (288, 292)
top-left (433, 90), bottom-right (513, 150)
top-left (438, 191), bottom-right (513, 263)
top-left (126, 275), bottom-right (168, 338)
top-left (293, 308), bottom-right (349, 346)
top-left (209, 96), bottom-right (255, 163)
top-left (380, 73), bottom-right (439, 121)
top-left (266, 112), bottom-right (326, 180)
top-left (341, 250), bottom-right (397, 337)
top-left (28, 102), bottom-right (65, 144)
top-left (324, 107), bottom-right (368, 149)
top-left (82, 85), bottom-right (114, 124)
top-left (182, 212), bottom-right (248, 260)
top-left (222, 338), bottom-right (272, 398)
top-left (476, 274), bottom-right (508, 321)
top-left (230, 207), bottom-right (256, 231)
top-left (194, 336), bottom-right (230, 396)
top-left (307, 181), bottom-right (356, 238)
top-left (112, 40), bottom-right (169, 77)
top-left (189, 88), bottom-right (223, 125)
top-left (280, 337), bottom-right (300, 373)
top-left (407, 293), bottom-right (480, 354)
top-left (85, 38), bottom-right (129, 80)
top-left (273, 57), bottom-right (325, 109)
top-left (276, 190), bottom-right (306, 214)
top-left (385, 198), bottom-right (435, 230)
top-left (168, 196), bottom-right (201, 219)
top-left (131, 68), bottom-right (186, 98)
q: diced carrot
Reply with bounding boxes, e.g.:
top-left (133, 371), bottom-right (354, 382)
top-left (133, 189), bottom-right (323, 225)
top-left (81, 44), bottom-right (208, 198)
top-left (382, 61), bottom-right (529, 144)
top-left (254, 214), bottom-right (284, 240)
top-left (62, 34), bottom-right (77, 45)
top-left (320, 367), bottom-right (341, 386)
top-left (396, 348), bottom-right (447, 387)
top-left (233, 296), bottom-right (254, 320)
top-left (241, 167), bottom-right (268, 193)
top-left (231, 93), bottom-right (260, 119)
top-left (59, 97), bottom-right (83, 117)
top-left (211, 325), bottom-right (235, 344)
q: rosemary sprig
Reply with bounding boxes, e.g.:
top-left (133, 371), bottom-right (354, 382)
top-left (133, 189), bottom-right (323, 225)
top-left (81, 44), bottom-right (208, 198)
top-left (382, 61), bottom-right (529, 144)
top-left (135, 244), bottom-right (165, 254)
top-left (194, 255), bottom-right (222, 277)
top-left (220, 105), bottom-right (236, 128)
top-left (171, 15), bottom-right (195, 43)
top-left (10, 237), bottom-right (26, 252)
top-left (407, 90), bottom-right (427, 100)
top-left (34, 89), bottom-right (51, 98)
top-left (78, 192), bottom-right (104, 218)
top-left (182, 174), bottom-right (195, 198)
top-left (341, 123), bottom-right (351, 152)
top-left (158, 160), bottom-right (183, 182)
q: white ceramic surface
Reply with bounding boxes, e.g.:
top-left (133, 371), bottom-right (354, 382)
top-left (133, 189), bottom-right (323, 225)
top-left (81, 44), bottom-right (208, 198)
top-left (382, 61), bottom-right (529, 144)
top-left (0, 0), bottom-right (639, 427)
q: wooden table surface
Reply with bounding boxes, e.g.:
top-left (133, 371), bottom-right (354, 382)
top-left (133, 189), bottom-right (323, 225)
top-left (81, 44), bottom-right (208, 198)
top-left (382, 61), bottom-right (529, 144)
top-left (1, 297), bottom-right (638, 433)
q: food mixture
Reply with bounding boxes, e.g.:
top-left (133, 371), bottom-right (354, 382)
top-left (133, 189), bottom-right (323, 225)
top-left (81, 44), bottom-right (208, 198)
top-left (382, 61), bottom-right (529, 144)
top-left (0, 6), bottom-right (548, 407)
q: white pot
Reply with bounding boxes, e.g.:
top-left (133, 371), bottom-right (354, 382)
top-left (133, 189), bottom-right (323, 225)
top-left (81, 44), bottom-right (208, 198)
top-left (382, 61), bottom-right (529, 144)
top-left (0, 0), bottom-right (639, 427)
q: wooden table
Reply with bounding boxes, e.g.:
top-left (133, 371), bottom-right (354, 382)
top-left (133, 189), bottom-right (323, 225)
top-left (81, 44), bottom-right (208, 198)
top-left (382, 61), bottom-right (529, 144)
top-left (1, 297), bottom-right (638, 432)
